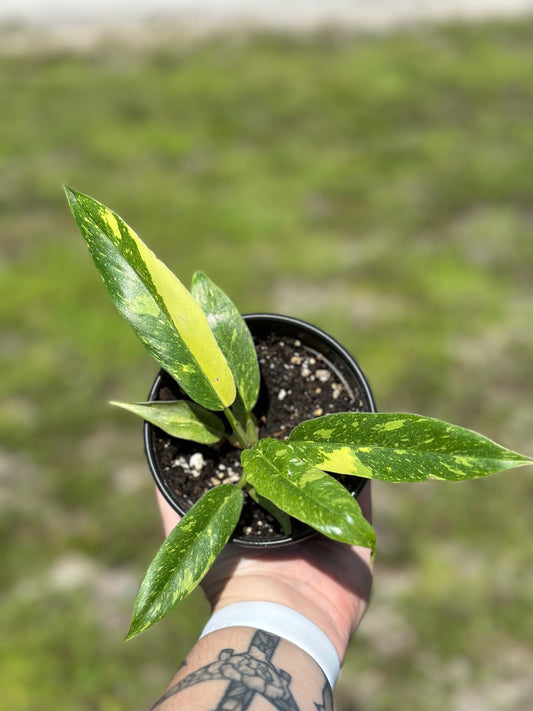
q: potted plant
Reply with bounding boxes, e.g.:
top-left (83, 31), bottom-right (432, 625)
top-left (65, 187), bottom-right (532, 640)
top-left (143, 311), bottom-right (376, 548)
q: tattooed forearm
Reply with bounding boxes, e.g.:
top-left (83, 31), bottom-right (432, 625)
top-left (315, 682), bottom-right (334, 711)
top-left (151, 630), bottom-right (330, 711)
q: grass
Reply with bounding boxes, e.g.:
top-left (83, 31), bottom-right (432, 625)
top-left (1, 19), bottom-right (532, 711)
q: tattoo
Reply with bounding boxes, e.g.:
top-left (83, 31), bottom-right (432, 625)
top-left (315, 682), bottom-right (334, 711)
top-left (151, 630), bottom-right (331, 711)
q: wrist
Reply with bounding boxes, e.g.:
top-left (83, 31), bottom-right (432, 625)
top-left (209, 545), bottom-right (372, 662)
top-left (200, 601), bottom-right (341, 689)
top-left (212, 574), bottom-right (345, 653)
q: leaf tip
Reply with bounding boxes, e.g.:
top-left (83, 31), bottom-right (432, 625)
top-left (63, 184), bottom-right (78, 203)
top-left (109, 400), bottom-right (134, 415)
top-left (124, 624), bottom-right (139, 642)
top-left (125, 612), bottom-right (152, 641)
top-left (191, 270), bottom-right (206, 284)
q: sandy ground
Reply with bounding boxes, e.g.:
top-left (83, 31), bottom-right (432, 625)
top-left (2, 0), bottom-right (533, 55)
top-left (2, 0), bottom-right (533, 30)
top-left (2, 0), bottom-right (533, 27)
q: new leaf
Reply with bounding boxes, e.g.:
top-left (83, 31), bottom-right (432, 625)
top-left (191, 271), bottom-right (260, 414)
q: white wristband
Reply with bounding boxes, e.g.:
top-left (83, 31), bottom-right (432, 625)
top-left (199, 601), bottom-right (340, 689)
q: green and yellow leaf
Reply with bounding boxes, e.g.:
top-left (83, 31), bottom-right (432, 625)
top-left (288, 413), bottom-right (533, 482)
top-left (126, 484), bottom-right (243, 639)
top-left (241, 439), bottom-right (376, 550)
top-left (191, 271), bottom-right (260, 414)
top-left (65, 187), bottom-right (235, 411)
top-left (110, 400), bottom-right (225, 444)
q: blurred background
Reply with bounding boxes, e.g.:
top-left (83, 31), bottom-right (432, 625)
top-left (1, 2), bottom-right (532, 709)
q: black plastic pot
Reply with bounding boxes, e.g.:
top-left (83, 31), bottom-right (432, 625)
top-left (144, 314), bottom-right (376, 547)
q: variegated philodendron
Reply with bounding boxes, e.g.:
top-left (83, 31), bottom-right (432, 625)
top-left (66, 187), bottom-right (533, 639)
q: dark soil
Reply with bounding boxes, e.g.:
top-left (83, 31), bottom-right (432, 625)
top-left (148, 332), bottom-right (369, 544)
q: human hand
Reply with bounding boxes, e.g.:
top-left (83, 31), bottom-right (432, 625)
top-left (155, 484), bottom-right (373, 662)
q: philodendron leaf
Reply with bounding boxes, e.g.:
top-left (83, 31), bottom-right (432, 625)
top-left (110, 400), bottom-right (225, 444)
top-left (288, 412), bottom-right (533, 482)
top-left (241, 439), bottom-right (376, 550)
top-left (65, 188), bottom-right (235, 412)
top-left (126, 484), bottom-right (243, 639)
top-left (191, 271), bottom-right (260, 413)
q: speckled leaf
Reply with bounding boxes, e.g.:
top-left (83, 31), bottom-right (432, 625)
top-left (191, 271), bottom-right (260, 413)
top-left (110, 400), bottom-right (225, 444)
top-left (288, 413), bottom-right (533, 482)
top-left (241, 439), bottom-right (376, 549)
top-left (126, 484), bottom-right (243, 639)
top-left (65, 187), bottom-right (235, 411)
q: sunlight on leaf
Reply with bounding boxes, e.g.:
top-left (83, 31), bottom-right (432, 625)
top-left (111, 399), bottom-right (225, 444)
top-left (289, 413), bottom-right (533, 482)
top-left (65, 187), bottom-right (235, 411)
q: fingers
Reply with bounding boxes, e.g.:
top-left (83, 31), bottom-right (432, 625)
top-left (357, 480), bottom-right (372, 523)
top-left (155, 487), bottom-right (181, 536)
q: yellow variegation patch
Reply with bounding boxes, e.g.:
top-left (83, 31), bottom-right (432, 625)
top-left (292, 444), bottom-right (373, 478)
top-left (379, 419), bottom-right (405, 432)
top-left (137, 248), bottom-right (235, 405)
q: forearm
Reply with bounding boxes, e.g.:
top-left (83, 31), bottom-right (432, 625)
top-left (150, 626), bottom-right (332, 711)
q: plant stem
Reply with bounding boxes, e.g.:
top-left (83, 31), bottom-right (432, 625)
top-left (245, 412), bottom-right (259, 446)
top-left (224, 407), bottom-right (253, 449)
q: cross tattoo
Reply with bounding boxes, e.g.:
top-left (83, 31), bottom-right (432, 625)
top-left (151, 630), bottom-right (332, 711)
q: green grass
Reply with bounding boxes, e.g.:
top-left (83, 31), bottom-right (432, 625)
top-left (1, 20), bottom-right (532, 711)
